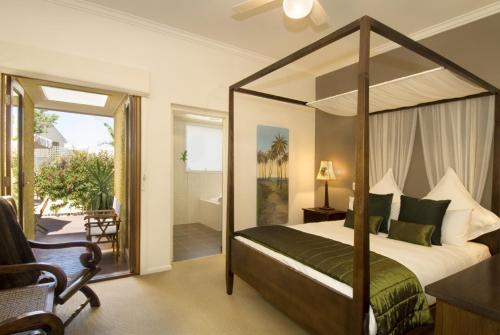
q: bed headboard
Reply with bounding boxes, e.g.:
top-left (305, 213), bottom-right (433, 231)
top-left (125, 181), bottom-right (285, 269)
top-left (473, 229), bottom-right (500, 255)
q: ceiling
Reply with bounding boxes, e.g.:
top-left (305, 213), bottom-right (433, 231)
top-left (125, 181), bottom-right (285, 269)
top-left (83, 0), bottom-right (500, 74)
top-left (18, 77), bottom-right (127, 117)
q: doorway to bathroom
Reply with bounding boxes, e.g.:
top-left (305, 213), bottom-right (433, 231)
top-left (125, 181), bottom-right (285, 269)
top-left (172, 105), bottom-right (226, 262)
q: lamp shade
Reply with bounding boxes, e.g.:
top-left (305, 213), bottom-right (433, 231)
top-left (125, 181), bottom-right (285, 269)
top-left (316, 161), bottom-right (336, 180)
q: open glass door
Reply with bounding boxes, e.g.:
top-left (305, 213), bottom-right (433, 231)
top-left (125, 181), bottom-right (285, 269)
top-left (1, 75), bottom-right (25, 227)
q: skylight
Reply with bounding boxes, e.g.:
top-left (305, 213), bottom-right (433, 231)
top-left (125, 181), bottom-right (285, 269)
top-left (41, 86), bottom-right (108, 107)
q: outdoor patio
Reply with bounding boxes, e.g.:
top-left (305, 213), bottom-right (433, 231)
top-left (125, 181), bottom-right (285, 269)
top-left (35, 214), bottom-right (129, 277)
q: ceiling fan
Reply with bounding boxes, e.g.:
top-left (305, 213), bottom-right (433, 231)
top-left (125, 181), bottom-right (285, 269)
top-left (232, 0), bottom-right (329, 26)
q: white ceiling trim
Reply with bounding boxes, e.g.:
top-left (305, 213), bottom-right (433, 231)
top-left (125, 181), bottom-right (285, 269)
top-left (46, 0), bottom-right (500, 77)
top-left (316, 1), bottom-right (500, 75)
top-left (45, 0), bottom-right (283, 69)
top-left (374, 1), bottom-right (500, 58)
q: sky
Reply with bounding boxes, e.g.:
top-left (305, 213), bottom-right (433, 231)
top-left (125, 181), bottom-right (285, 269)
top-left (47, 110), bottom-right (114, 152)
top-left (257, 125), bottom-right (289, 152)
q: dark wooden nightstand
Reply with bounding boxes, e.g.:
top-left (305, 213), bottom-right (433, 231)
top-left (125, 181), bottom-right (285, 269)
top-left (425, 255), bottom-right (500, 335)
top-left (302, 208), bottom-right (346, 223)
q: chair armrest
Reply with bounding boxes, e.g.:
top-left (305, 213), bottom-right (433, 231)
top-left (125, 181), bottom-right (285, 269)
top-left (0, 311), bottom-right (64, 335)
top-left (0, 263), bottom-right (67, 296)
top-left (29, 240), bottom-right (102, 268)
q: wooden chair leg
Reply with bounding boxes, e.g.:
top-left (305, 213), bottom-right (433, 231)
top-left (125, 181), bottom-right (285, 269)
top-left (116, 235), bottom-right (120, 259)
top-left (80, 285), bottom-right (100, 308)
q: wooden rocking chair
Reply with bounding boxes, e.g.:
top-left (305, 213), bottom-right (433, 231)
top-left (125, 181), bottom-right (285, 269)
top-left (0, 196), bottom-right (102, 328)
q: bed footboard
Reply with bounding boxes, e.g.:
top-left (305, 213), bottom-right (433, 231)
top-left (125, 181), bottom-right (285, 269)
top-left (231, 238), bottom-right (352, 335)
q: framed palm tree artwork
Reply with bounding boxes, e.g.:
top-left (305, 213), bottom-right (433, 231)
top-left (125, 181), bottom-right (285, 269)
top-left (256, 125), bottom-right (289, 226)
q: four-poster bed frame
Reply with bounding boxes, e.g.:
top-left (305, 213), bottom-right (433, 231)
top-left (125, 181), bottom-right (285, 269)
top-left (226, 16), bottom-right (500, 335)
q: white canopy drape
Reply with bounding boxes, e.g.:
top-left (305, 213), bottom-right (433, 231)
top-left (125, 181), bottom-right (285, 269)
top-left (308, 68), bottom-right (485, 116)
top-left (369, 109), bottom-right (418, 188)
top-left (418, 95), bottom-right (495, 202)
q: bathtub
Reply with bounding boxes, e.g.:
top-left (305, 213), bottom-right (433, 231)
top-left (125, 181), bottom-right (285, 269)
top-left (199, 196), bottom-right (222, 231)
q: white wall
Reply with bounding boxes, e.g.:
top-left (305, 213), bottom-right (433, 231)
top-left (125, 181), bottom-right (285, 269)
top-left (235, 95), bottom-right (316, 230)
top-left (173, 118), bottom-right (223, 227)
top-left (173, 119), bottom-right (189, 226)
top-left (0, 0), bottom-right (315, 274)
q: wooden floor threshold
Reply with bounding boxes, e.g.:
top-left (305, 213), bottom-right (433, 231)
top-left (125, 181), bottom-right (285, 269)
top-left (90, 271), bottom-right (134, 283)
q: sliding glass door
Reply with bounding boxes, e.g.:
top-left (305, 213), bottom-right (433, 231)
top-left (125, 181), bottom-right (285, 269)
top-left (1, 75), bottom-right (25, 227)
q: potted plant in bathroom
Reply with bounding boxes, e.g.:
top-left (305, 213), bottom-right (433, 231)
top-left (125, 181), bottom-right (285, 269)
top-left (180, 150), bottom-right (188, 163)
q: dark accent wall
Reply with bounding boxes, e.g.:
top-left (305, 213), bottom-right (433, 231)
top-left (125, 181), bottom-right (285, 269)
top-left (315, 14), bottom-right (500, 210)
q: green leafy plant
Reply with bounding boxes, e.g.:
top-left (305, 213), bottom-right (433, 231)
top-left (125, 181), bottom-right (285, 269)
top-left (34, 109), bottom-right (58, 135)
top-left (180, 150), bottom-right (188, 163)
top-left (101, 122), bottom-right (115, 146)
top-left (88, 155), bottom-right (114, 210)
top-left (35, 151), bottom-right (114, 211)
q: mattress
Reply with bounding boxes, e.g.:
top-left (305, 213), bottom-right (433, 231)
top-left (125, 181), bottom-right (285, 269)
top-left (235, 220), bottom-right (491, 335)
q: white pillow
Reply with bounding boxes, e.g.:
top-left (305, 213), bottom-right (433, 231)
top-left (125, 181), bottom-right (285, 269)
top-left (348, 196), bottom-right (354, 210)
top-left (370, 168), bottom-right (403, 221)
top-left (441, 209), bottom-right (472, 246)
top-left (424, 168), bottom-right (500, 240)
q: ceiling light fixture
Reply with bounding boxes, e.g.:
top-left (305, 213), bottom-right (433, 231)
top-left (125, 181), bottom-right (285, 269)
top-left (282, 0), bottom-right (314, 19)
top-left (41, 86), bottom-right (108, 107)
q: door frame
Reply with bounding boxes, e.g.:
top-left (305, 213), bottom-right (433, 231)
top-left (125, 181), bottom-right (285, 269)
top-left (170, 103), bottom-right (228, 263)
top-left (1, 75), bottom-right (25, 228)
top-left (0, 73), bottom-right (142, 277)
top-left (128, 96), bottom-right (142, 275)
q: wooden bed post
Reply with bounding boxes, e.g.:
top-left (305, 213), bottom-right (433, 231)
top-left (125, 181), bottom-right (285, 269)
top-left (226, 87), bottom-right (235, 294)
top-left (352, 16), bottom-right (371, 335)
top-left (493, 93), bottom-right (500, 215)
top-left (223, 14), bottom-right (499, 335)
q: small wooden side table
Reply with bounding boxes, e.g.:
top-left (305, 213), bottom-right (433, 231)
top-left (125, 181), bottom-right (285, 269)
top-left (302, 208), bottom-right (346, 224)
top-left (425, 254), bottom-right (500, 335)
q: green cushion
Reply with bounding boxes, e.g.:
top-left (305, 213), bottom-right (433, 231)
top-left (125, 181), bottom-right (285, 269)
top-left (344, 209), bottom-right (384, 235)
top-left (398, 195), bottom-right (451, 245)
top-left (368, 193), bottom-right (393, 234)
top-left (388, 220), bottom-right (435, 247)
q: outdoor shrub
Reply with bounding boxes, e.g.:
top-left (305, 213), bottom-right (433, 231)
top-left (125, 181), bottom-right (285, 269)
top-left (35, 151), bottom-right (114, 211)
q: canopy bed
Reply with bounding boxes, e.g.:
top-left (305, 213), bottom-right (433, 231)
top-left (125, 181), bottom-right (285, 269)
top-left (226, 16), bottom-right (499, 335)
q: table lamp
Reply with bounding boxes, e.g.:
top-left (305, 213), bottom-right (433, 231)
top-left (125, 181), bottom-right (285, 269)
top-left (317, 161), bottom-right (336, 209)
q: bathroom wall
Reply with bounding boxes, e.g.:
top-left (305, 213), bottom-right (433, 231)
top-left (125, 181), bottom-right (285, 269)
top-left (173, 117), bottom-right (223, 229)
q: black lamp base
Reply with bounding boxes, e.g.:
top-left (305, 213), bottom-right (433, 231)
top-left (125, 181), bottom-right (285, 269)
top-left (322, 180), bottom-right (334, 210)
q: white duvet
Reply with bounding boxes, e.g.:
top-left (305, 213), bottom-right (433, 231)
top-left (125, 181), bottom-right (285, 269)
top-left (235, 220), bottom-right (490, 335)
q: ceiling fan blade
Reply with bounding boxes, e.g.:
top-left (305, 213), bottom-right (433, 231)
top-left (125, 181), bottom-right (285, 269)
top-left (309, 0), bottom-right (329, 26)
top-left (232, 0), bottom-right (278, 14)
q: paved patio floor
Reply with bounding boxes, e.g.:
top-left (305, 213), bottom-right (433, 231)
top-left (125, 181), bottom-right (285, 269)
top-left (36, 215), bottom-right (129, 277)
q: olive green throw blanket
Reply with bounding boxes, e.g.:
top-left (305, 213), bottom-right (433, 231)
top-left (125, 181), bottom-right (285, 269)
top-left (236, 225), bottom-right (433, 335)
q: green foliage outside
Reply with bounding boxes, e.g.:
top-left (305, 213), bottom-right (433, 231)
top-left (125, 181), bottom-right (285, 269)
top-left (34, 109), bottom-right (58, 135)
top-left (102, 122), bottom-right (114, 145)
top-left (34, 151), bottom-right (114, 211)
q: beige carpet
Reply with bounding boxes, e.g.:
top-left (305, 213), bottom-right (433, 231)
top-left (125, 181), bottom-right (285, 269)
top-left (60, 255), bottom-right (309, 335)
